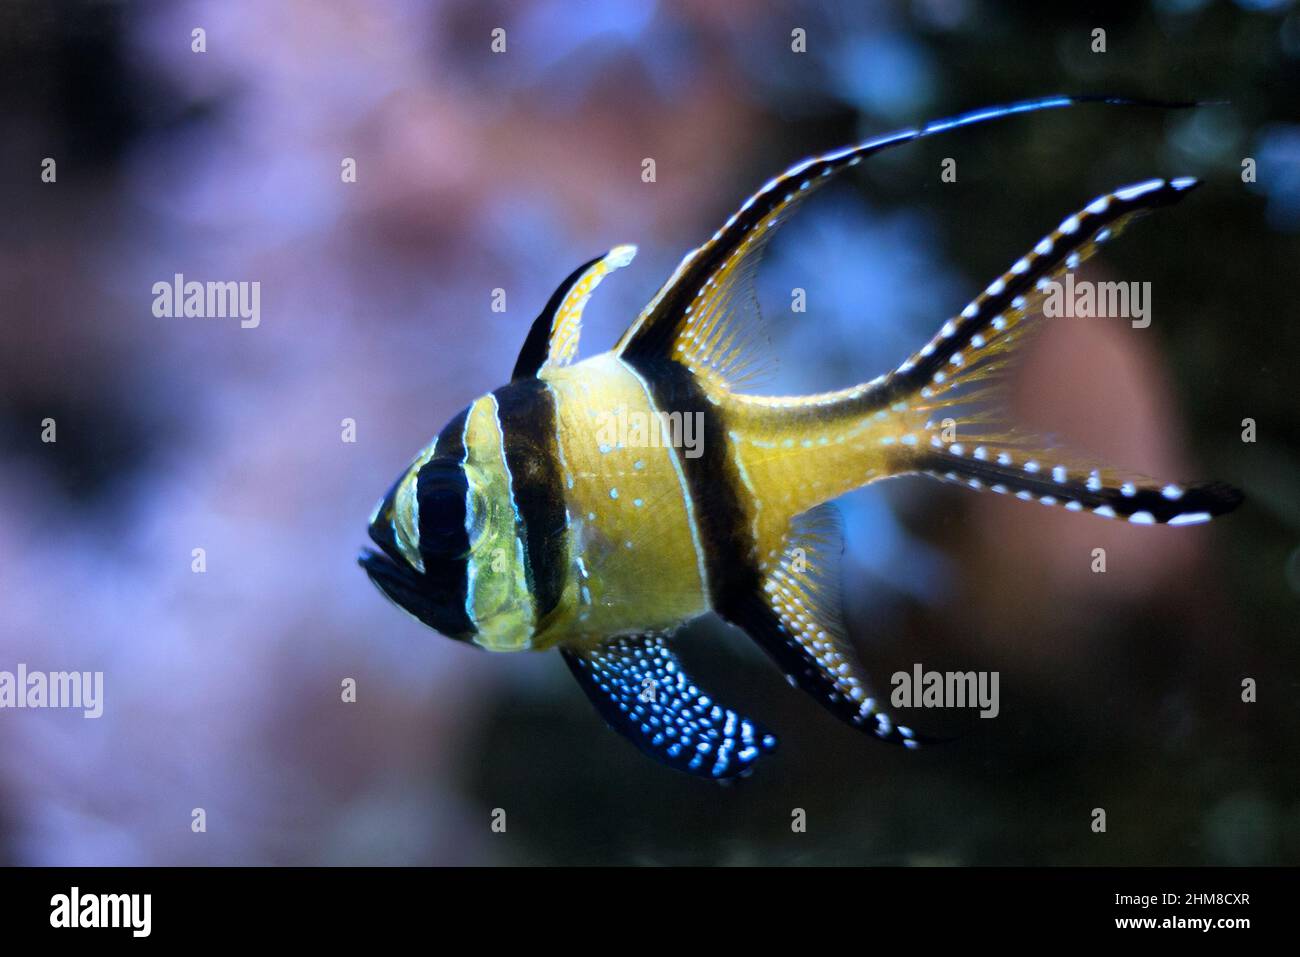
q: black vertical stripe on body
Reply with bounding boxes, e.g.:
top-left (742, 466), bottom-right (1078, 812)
top-left (493, 378), bottom-right (569, 621)
top-left (623, 356), bottom-right (761, 607)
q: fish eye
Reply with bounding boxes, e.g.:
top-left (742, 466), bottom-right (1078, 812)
top-left (417, 459), bottom-right (471, 559)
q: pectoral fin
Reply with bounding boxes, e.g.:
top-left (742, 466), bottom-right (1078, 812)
top-left (561, 633), bottom-right (778, 779)
top-left (512, 245), bottom-right (637, 380)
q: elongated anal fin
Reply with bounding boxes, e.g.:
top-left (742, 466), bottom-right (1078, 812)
top-left (721, 505), bottom-right (924, 749)
top-left (615, 96), bottom-right (1202, 386)
top-left (511, 245), bottom-right (636, 381)
top-left (561, 633), bottom-right (778, 779)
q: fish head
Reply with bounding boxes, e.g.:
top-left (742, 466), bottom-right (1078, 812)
top-left (359, 409), bottom-right (480, 643)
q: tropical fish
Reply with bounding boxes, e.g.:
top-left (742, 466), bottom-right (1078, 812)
top-left (360, 96), bottom-right (1242, 779)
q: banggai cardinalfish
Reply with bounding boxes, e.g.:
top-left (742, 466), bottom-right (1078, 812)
top-left (360, 95), bottom-right (1242, 779)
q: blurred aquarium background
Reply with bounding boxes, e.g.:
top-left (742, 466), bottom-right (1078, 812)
top-left (0, 0), bottom-right (1297, 866)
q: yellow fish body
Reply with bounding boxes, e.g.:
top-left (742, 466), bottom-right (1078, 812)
top-left (361, 96), bottom-right (1242, 778)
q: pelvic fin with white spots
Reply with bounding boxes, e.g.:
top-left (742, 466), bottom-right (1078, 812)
top-left (562, 633), bottom-right (778, 779)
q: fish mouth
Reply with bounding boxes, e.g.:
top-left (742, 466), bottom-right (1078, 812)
top-left (359, 546), bottom-right (421, 607)
top-left (358, 547), bottom-right (473, 643)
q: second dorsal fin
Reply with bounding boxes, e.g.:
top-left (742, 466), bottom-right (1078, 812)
top-left (511, 245), bottom-right (637, 380)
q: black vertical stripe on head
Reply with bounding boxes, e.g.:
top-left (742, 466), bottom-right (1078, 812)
top-left (416, 406), bottom-right (471, 563)
top-left (623, 356), bottom-right (761, 607)
top-left (415, 459), bottom-right (470, 559)
top-left (493, 378), bottom-right (569, 621)
top-left (414, 406), bottom-right (474, 640)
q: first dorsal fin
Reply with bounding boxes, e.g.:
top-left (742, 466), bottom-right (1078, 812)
top-left (511, 245), bottom-right (637, 380)
top-left (614, 95), bottom-right (1202, 382)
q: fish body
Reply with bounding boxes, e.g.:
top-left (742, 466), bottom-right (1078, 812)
top-left (361, 96), bottom-right (1243, 778)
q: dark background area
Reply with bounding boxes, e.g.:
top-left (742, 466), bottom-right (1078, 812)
top-left (0, 0), bottom-right (1296, 865)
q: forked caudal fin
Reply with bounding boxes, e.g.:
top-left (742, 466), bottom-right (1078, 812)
top-left (872, 174), bottom-right (1244, 526)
